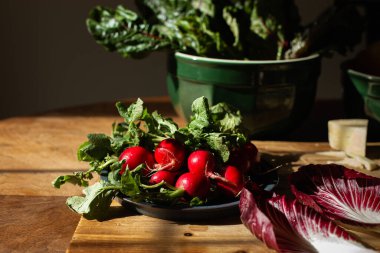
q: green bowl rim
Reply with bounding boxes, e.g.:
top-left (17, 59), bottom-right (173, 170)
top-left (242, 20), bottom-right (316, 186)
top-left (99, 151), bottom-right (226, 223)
top-left (175, 52), bottom-right (320, 65)
top-left (347, 69), bottom-right (380, 81)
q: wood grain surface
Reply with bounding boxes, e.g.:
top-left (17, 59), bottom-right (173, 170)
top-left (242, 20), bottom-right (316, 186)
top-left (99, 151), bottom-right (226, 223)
top-left (69, 212), bottom-right (269, 253)
top-left (0, 196), bottom-right (79, 253)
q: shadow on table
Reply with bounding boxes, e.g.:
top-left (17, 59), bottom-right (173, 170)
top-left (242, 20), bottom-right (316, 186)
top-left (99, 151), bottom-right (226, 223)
top-left (367, 144), bottom-right (380, 160)
top-left (96, 205), bottom-right (141, 222)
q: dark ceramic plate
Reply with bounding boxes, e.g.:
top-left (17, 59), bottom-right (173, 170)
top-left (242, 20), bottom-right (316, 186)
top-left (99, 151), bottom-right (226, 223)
top-left (102, 160), bottom-right (278, 221)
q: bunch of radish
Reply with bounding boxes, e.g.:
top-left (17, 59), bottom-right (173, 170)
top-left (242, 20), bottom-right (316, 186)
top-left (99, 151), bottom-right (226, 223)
top-left (119, 138), bottom-right (260, 201)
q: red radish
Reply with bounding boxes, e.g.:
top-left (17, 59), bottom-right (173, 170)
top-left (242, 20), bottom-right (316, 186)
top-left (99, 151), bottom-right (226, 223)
top-left (216, 165), bottom-right (244, 197)
top-left (119, 146), bottom-right (154, 175)
top-left (244, 142), bottom-right (260, 164)
top-left (228, 148), bottom-right (247, 171)
top-left (149, 170), bottom-right (178, 185)
top-left (154, 138), bottom-right (185, 171)
top-left (229, 142), bottom-right (259, 173)
top-left (223, 165), bottom-right (244, 188)
top-left (175, 172), bottom-right (210, 199)
top-left (187, 150), bottom-right (216, 177)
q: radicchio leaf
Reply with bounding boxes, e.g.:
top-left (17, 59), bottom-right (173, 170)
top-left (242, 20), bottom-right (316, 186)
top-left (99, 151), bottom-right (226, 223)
top-left (240, 186), bottom-right (375, 253)
top-left (289, 164), bottom-right (380, 226)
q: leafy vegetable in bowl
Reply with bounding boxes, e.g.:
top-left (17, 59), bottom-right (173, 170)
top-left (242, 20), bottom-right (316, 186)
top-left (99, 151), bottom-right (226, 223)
top-left (86, 0), bottom-right (364, 60)
top-left (53, 97), bottom-right (272, 220)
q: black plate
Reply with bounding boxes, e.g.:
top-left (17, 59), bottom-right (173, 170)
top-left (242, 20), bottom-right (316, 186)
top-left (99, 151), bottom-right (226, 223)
top-left (116, 197), bottom-right (241, 221)
top-left (102, 160), bottom-right (278, 221)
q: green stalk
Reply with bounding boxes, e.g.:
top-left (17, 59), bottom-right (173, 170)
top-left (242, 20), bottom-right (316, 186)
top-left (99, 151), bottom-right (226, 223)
top-left (98, 157), bottom-right (119, 170)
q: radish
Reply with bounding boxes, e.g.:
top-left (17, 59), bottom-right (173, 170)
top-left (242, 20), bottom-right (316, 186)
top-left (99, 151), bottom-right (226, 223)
top-left (149, 170), bottom-right (178, 185)
top-left (244, 142), bottom-right (260, 164)
top-left (216, 165), bottom-right (244, 197)
top-left (175, 172), bottom-right (210, 199)
top-left (229, 142), bottom-right (259, 173)
top-left (119, 146), bottom-right (154, 175)
top-left (186, 149), bottom-right (241, 197)
top-left (187, 150), bottom-right (216, 177)
top-left (154, 138), bottom-right (185, 171)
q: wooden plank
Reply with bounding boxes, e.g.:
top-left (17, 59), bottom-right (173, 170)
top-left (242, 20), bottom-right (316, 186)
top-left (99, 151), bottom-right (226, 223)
top-left (0, 195), bottom-right (80, 253)
top-left (0, 172), bottom-right (98, 196)
top-left (69, 209), bottom-right (273, 253)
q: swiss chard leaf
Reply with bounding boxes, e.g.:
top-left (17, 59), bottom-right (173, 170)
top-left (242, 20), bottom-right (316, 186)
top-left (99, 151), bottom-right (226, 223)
top-left (191, 0), bottom-right (215, 17)
top-left (223, 6), bottom-right (241, 48)
top-left (87, 1), bottom-right (363, 60)
top-left (285, 3), bottom-right (364, 59)
top-left (87, 5), bottom-right (171, 58)
top-left (136, 0), bottom-right (190, 23)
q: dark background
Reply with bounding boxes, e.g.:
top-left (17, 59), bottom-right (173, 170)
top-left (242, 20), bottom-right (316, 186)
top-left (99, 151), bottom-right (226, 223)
top-left (0, 0), bottom-right (366, 118)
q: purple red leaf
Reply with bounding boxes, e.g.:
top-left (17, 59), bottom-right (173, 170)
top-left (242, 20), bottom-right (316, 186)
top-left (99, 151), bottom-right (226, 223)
top-left (240, 186), bottom-right (375, 253)
top-left (289, 164), bottom-right (380, 226)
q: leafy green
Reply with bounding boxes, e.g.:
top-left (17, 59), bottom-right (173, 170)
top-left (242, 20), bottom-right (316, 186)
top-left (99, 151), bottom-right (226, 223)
top-left (187, 97), bottom-right (247, 162)
top-left (52, 171), bottom-right (93, 189)
top-left (87, 5), bottom-right (171, 58)
top-left (190, 197), bottom-right (205, 207)
top-left (53, 97), bottom-right (248, 219)
top-left (188, 96), bottom-right (213, 133)
top-left (223, 6), bottom-right (241, 48)
top-left (284, 3), bottom-right (365, 59)
top-left (119, 168), bottom-right (141, 198)
top-left (66, 181), bottom-right (117, 220)
top-left (77, 134), bottom-right (112, 162)
top-left (151, 111), bottom-right (178, 135)
top-left (86, 1), bottom-right (363, 60)
top-left (116, 99), bottom-right (144, 124)
top-left (210, 102), bottom-right (243, 133)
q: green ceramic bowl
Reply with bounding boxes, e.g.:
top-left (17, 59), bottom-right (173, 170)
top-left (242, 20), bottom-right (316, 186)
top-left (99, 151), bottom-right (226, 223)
top-left (347, 69), bottom-right (380, 123)
top-left (167, 52), bottom-right (321, 138)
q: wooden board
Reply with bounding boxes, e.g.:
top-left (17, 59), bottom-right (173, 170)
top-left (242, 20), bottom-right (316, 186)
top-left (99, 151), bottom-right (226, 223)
top-left (69, 212), bottom-right (267, 253)
top-left (0, 195), bottom-right (80, 253)
top-left (67, 142), bottom-right (380, 253)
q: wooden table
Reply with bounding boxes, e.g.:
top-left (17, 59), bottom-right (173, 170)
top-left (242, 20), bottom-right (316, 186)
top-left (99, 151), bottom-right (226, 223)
top-left (0, 97), bottom-right (379, 253)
